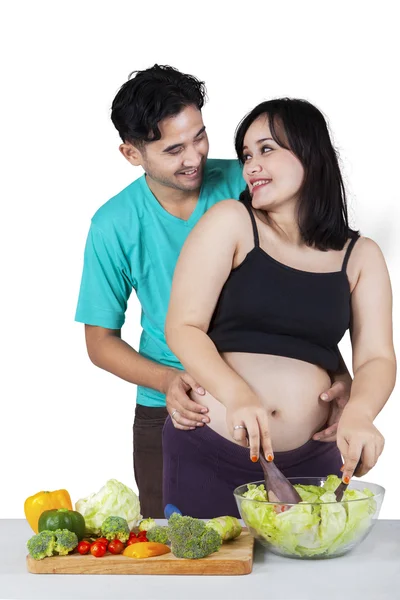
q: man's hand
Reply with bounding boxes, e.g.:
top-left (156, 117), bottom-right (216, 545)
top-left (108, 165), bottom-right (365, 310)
top-left (163, 369), bottom-right (210, 430)
top-left (312, 380), bottom-right (351, 442)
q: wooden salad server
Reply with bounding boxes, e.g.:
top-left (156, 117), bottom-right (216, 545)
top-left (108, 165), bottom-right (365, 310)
top-left (258, 452), bottom-right (302, 505)
top-left (334, 459), bottom-right (363, 502)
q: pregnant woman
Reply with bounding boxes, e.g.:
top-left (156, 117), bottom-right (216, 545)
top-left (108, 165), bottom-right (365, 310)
top-left (164, 98), bottom-right (396, 518)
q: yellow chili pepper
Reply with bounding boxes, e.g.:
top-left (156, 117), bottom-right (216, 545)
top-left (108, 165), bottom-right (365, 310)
top-left (122, 542), bottom-right (171, 559)
top-left (24, 489), bottom-right (72, 533)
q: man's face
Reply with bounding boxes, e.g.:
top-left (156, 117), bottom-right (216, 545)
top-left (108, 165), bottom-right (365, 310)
top-left (128, 105), bottom-right (209, 193)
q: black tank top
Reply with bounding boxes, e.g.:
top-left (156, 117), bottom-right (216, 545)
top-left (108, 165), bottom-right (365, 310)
top-left (207, 203), bottom-right (359, 372)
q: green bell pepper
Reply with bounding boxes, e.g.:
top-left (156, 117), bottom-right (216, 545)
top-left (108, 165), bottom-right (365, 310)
top-left (38, 508), bottom-right (86, 541)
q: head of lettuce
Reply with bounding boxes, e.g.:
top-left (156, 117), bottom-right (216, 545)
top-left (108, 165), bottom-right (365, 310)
top-left (240, 475), bottom-right (377, 558)
top-left (75, 479), bottom-right (142, 535)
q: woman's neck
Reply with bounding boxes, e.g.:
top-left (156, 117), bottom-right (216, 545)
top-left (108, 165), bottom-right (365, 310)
top-left (258, 207), bottom-right (303, 247)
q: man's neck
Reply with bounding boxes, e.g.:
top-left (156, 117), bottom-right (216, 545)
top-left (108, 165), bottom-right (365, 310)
top-left (145, 175), bottom-right (200, 221)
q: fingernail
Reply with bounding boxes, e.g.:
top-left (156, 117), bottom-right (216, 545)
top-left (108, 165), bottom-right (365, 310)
top-left (251, 455), bottom-right (258, 462)
top-left (196, 422), bottom-right (203, 427)
top-left (343, 476), bottom-right (350, 484)
top-left (320, 393), bottom-right (328, 400)
top-left (340, 465), bottom-right (345, 472)
top-left (190, 427), bottom-right (196, 430)
top-left (200, 408), bottom-right (208, 413)
top-left (267, 454), bottom-right (274, 462)
top-left (314, 436), bottom-right (321, 441)
top-left (202, 418), bottom-right (208, 423)
top-left (197, 387), bottom-right (205, 394)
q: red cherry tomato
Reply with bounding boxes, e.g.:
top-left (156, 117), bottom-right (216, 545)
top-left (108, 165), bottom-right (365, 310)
top-left (77, 540), bottom-right (91, 555)
top-left (95, 537), bottom-right (109, 547)
top-left (138, 530), bottom-right (147, 537)
top-left (108, 539), bottom-right (125, 555)
top-left (126, 537), bottom-right (143, 545)
top-left (129, 531), bottom-right (137, 539)
top-left (90, 542), bottom-right (107, 557)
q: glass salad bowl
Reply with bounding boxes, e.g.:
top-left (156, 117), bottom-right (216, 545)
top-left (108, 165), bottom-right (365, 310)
top-left (233, 477), bottom-right (385, 559)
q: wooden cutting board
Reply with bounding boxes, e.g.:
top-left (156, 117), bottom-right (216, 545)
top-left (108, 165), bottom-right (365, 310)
top-left (26, 530), bottom-right (254, 575)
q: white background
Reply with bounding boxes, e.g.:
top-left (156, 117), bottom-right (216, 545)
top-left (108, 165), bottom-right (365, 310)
top-left (1, 1), bottom-right (398, 519)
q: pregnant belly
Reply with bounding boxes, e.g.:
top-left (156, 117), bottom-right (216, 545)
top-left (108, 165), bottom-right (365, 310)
top-left (189, 353), bottom-right (332, 452)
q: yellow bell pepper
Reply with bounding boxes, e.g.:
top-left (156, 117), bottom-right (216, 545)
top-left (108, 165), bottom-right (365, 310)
top-left (122, 542), bottom-right (171, 559)
top-left (24, 489), bottom-right (72, 533)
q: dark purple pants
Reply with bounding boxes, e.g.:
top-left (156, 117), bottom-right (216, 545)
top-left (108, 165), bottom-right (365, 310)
top-left (162, 417), bottom-right (343, 518)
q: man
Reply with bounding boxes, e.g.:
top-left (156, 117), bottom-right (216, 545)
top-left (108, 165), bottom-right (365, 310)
top-left (75, 65), bottom-right (351, 517)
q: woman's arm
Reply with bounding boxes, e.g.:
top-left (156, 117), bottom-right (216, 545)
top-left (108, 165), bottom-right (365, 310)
top-left (165, 200), bottom-right (273, 461)
top-left (338, 237), bottom-right (396, 481)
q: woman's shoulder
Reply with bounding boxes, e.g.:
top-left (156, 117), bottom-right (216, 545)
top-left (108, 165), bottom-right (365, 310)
top-left (202, 198), bottom-right (250, 225)
top-left (344, 235), bottom-right (387, 293)
top-left (189, 200), bottom-right (248, 247)
top-left (208, 198), bottom-right (248, 215)
top-left (353, 235), bottom-right (384, 258)
top-left (350, 235), bottom-right (387, 273)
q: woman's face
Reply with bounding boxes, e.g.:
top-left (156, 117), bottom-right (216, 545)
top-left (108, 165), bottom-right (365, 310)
top-left (242, 115), bottom-right (305, 211)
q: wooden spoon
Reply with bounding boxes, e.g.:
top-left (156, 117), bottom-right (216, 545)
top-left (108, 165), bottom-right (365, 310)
top-left (259, 452), bottom-right (302, 504)
top-left (334, 459), bottom-right (363, 502)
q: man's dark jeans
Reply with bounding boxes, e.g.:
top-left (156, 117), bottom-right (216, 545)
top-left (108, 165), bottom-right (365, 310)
top-left (133, 404), bottom-right (169, 518)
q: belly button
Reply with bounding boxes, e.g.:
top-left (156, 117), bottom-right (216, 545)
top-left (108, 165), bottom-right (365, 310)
top-left (271, 410), bottom-right (278, 417)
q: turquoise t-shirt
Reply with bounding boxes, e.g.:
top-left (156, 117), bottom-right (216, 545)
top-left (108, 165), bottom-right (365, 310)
top-left (75, 158), bottom-right (245, 407)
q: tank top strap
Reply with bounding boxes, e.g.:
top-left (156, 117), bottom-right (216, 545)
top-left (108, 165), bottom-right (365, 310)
top-left (243, 202), bottom-right (259, 248)
top-left (341, 233), bottom-right (360, 273)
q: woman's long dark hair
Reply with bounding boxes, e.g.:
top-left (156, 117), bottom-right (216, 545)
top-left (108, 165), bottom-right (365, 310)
top-left (235, 99), bottom-right (358, 250)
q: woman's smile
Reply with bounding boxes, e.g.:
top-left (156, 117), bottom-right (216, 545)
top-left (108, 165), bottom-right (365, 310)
top-left (250, 178), bottom-right (272, 193)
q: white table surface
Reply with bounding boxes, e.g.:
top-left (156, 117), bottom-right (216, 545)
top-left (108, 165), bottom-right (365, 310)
top-left (1, 519), bottom-right (400, 600)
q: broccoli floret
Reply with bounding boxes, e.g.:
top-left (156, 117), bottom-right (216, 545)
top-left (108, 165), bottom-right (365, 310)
top-left (100, 516), bottom-right (130, 542)
top-left (168, 513), bottom-right (222, 559)
top-left (53, 529), bottom-right (78, 555)
top-left (138, 517), bottom-right (156, 532)
top-left (27, 529), bottom-right (78, 560)
top-left (27, 530), bottom-right (57, 560)
top-left (146, 525), bottom-right (170, 545)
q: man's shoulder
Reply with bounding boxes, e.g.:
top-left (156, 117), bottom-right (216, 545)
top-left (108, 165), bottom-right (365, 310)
top-left (91, 174), bottom-right (146, 232)
top-left (204, 158), bottom-right (242, 180)
top-left (203, 158), bottom-right (245, 201)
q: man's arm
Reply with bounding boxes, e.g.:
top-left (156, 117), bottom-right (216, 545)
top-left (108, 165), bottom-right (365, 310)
top-left (86, 325), bottom-right (174, 391)
top-left (332, 350), bottom-right (352, 381)
top-left (85, 325), bottom-right (208, 429)
top-left (312, 351), bottom-right (353, 442)
top-left (76, 221), bottom-right (208, 429)
top-left (85, 325), bottom-right (210, 430)
top-left (325, 349), bottom-right (353, 399)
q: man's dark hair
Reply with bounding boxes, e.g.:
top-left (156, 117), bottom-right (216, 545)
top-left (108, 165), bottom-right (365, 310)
top-left (235, 98), bottom-right (358, 251)
top-left (111, 64), bottom-right (207, 146)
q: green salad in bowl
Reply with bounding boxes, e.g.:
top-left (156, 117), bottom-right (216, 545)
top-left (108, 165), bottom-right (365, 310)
top-left (234, 475), bottom-right (384, 559)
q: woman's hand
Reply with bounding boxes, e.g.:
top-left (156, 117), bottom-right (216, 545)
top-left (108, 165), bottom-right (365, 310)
top-left (336, 407), bottom-right (385, 482)
top-left (226, 395), bottom-right (274, 462)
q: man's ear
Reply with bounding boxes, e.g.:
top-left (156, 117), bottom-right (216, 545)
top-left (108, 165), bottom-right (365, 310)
top-left (119, 142), bottom-right (143, 166)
